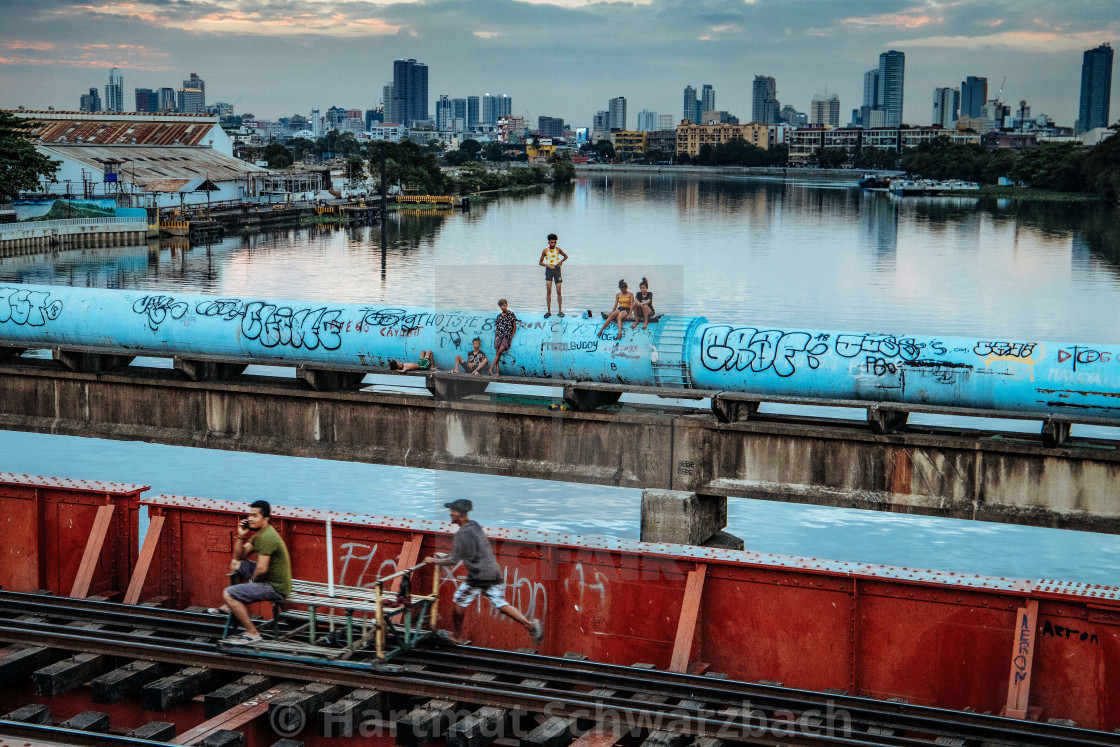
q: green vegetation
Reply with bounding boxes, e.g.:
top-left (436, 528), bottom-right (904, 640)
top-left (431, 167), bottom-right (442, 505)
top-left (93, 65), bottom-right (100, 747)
top-left (979, 186), bottom-right (1104, 202)
top-left (677, 139), bottom-right (788, 167)
top-left (0, 111), bottom-right (60, 200)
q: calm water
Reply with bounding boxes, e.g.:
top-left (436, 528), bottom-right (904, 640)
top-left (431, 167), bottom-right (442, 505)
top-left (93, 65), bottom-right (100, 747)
top-left (3, 173), bottom-right (1120, 584)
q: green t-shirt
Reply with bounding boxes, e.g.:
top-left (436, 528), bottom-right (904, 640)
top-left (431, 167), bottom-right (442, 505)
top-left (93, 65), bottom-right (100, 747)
top-left (251, 525), bottom-right (292, 597)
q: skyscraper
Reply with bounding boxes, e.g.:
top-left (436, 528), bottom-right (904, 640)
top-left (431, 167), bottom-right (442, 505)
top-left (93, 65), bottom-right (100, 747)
top-left (877, 51), bottom-right (905, 127)
top-left (497, 93), bottom-right (512, 119)
top-left (862, 69), bottom-right (880, 109)
top-left (538, 116), bottom-right (565, 138)
top-left (436, 95), bottom-right (453, 130)
top-left (682, 86), bottom-right (700, 124)
top-left (391, 58), bottom-right (428, 127)
top-left (105, 68), bottom-right (123, 112)
top-left (657, 114), bottom-right (675, 131)
top-left (135, 88), bottom-right (158, 113)
top-left (932, 87), bottom-right (960, 128)
top-left (1078, 43), bottom-right (1114, 134)
top-left (700, 85), bottom-right (715, 114)
top-left (177, 87), bottom-right (204, 114)
top-left (482, 93), bottom-right (496, 126)
top-left (467, 96), bottom-right (480, 130)
top-left (158, 87), bottom-right (176, 112)
top-left (608, 97), bottom-right (627, 131)
top-left (592, 111), bottom-right (610, 132)
top-left (752, 76), bottom-right (779, 125)
top-left (382, 83), bottom-right (394, 118)
top-left (960, 76), bottom-right (987, 119)
top-left (811, 94), bottom-right (840, 127)
top-left (637, 109), bottom-right (658, 131)
top-left (452, 98), bottom-right (467, 124)
top-left (79, 88), bottom-right (102, 112)
top-left (183, 73), bottom-right (205, 108)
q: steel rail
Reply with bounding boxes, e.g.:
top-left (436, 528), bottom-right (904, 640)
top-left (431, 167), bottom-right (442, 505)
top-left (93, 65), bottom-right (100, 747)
top-left (0, 719), bottom-right (171, 747)
top-left (0, 615), bottom-right (1116, 747)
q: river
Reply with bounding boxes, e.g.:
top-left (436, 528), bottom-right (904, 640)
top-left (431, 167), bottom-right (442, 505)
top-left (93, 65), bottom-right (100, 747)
top-left (2, 173), bottom-right (1120, 584)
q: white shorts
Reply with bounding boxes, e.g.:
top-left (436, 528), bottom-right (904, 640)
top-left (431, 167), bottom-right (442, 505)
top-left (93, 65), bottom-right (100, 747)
top-left (453, 582), bottom-right (508, 608)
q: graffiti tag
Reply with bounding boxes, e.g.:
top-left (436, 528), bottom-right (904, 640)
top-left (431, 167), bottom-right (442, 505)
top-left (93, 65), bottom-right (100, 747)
top-left (701, 326), bottom-right (828, 377)
top-left (0, 287), bottom-right (63, 326)
top-left (132, 295), bottom-right (188, 331)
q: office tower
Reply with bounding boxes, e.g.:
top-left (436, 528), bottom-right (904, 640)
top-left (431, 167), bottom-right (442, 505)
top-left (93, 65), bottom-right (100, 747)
top-left (482, 93), bottom-right (496, 126)
top-left (79, 87), bottom-right (102, 112)
top-left (700, 84), bottom-right (715, 114)
top-left (752, 76), bottom-right (779, 125)
top-left (310, 108), bottom-right (322, 137)
top-left (467, 96), bottom-right (480, 129)
top-left (608, 97), bottom-right (627, 130)
top-left (105, 68), bottom-right (123, 112)
top-left (960, 76), bottom-right (987, 119)
top-left (382, 83), bottom-right (394, 117)
top-left (637, 109), bottom-right (658, 131)
top-left (932, 87), bottom-right (960, 128)
top-left (183, 73), bottom-right (205, 106)
top-left (365, 108), bottom-right (384, 129)
top-left (592, 110), bottom-right (610, 132)
top-left (862, 69), bottom-right (880, 109)
top-left (176, 87), bottom-right (204, 113)
top-left (391, 58), bottom-right (428, 127)
top-left (497, 94), bottom-right (512, 119)
top-left (682, 85), bottom-right (701, 124)
top-left (538, 116), bottom-right (565, 138)
top-left (436, 95), bottom-right (453, 130)
top-left (135, 88), bottom-right (158, 113)
top-left (327, 106), bottom-right (348, 129)
top-left (877, 50), bottom-right (905, 126)
top-left (1078, 43), bottom-right (1114, 133)
top-left (452, 98), bottom-right (467, 124)
top-left (159, 87), bottom-right (176, 112)
top-left (657, 114), bottom-right (675, 130)
top-left (810, 93), bottom-right (840, 127)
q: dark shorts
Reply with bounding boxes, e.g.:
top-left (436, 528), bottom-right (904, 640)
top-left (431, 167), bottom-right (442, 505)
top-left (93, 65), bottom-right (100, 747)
top-left (224, 559), bottom-right (284, 605)
top-left (545, 267), bottom-right (562, 283)
top-left (495, 336), bottom-right (512, 353)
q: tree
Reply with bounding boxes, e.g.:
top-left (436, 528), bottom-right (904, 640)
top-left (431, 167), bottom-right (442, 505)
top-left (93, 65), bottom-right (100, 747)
top-left (445, 149), bottom-right (472, 166)
top-left (261, 143), bottom-right (293, 169)
top-left (482, 142), bottom-right (504, 162)
top-left (346, 155), bottom-right (366, 182)
top-left (287, 137), bottom-right (316, 162)
top-left (1084, 125), bottom-right (1120, 203)
top-left (592, 140), bottom-right (615, 160)
top-left (814, 147), bottom-right (848, 169)
top-left (550, 154), bottom-right (576, 182)
top-left (460, 139), bottom-right (482, 157)
top-left (0, 111), bottom-right (60, 200)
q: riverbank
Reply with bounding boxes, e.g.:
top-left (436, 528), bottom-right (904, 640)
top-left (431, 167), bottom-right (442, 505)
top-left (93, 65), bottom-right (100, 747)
top-left (979, 185), bottom-right (1107, 202)
top-left (574, 163), bottom-right (902, 180)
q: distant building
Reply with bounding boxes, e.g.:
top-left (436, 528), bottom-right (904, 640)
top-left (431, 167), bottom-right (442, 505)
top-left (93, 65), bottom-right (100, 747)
top-left (682, 86), bottom-right (701, 124)
top-left (592, 110), bottom-right (609, 132)
top-left (701, 110), bottom-right (738, 125)
top-left (183, 73), bottom-right (205, 106)
top-left (613, 131), bottom-right (648, 160)
top-left (326, 106), bottom-right (348, 129)
top-left (779, 105), bottom-right (806, 127)
top-left (932, 87), bottom-right (960, 128)
top-left (105, 68), bottom-right (123, 112)
top-left (436, 95), bottom-right (453, 130)
top-left (752, 76), bottom-right (780, 125)
top-left (365, 107), bottom-right (384, 129)
top-left (371, 123), bottom-right (408, 142)
top-left (608, 97), bottom-right (627, 131)
top-left (700, 85), bottom-right (715, 114)
top-left (79, 88), bottom-right (101, 112)
top-left (467, 96), bottom-right (480, 130)
top-left (862, 69), bottom-right (880, 110)
top-left (657, 113), bottom-right (675, 131)
top-left (177, 88), bottom-right (204, 114)
top-left (960, 76), bottom-right (987, 119)
top-left (675, 122), bottom-right (768, 156)
top-left (391, 58), bottom-right (428, 127)
top-left (810, 94), bottom-right (840, 127)
top-left (538, 116), bottom-right (565, 138)
top-left (878, 51), bottom-right (905, 126)
top-left (637, 109), bottom-right (658, 132)
top-left (135, 88), bottom-right (158, 113)
top-left (452, 98), bottom-right (467, 125)
top-left (497, 94), bottom-right (512, 119)
top-left (310, 108), bottom-right (322, 138)
top-left (1078, 43), bottom-right (1113, 134)
top-left (482, 93), bottom-right (496, 126)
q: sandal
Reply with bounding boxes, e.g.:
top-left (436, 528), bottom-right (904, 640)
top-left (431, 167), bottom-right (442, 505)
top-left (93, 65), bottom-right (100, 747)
top-left (206, 607), bottom-right (226, 615)
top-left (225, 633), bottom-right (262, 646)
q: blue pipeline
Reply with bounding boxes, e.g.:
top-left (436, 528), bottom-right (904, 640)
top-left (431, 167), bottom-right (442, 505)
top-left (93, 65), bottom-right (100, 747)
top-left (0, 283), bottom-right (1118, 419)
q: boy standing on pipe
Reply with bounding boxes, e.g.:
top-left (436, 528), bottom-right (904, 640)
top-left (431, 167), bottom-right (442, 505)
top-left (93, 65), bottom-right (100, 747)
top-left (538, 233), bottom-right (567, 318)
top-left (425, 499), bottom-right (543, 647)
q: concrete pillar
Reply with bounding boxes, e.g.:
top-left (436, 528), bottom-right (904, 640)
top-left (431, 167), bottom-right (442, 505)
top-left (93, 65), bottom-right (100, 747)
top-left (641, 490), bottom-right (736, 547)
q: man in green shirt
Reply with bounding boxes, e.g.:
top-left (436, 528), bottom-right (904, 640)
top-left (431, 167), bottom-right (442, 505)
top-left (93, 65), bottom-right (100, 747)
top-left (208, 499), bottom-right (291, 645)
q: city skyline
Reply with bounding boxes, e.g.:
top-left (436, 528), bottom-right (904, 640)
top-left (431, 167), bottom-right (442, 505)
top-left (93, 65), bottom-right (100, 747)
top-left (1, 1), bottom-right (1118, 130)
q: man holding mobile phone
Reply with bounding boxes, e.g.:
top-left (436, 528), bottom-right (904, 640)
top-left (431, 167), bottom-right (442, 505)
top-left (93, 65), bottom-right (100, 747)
top-left (207, 499), bottom-right (291, 645)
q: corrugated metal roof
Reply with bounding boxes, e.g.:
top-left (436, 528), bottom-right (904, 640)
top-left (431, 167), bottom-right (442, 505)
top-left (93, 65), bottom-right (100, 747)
top-left (31, 118), bottom-right (218, 146)
top-left (38, 144), bottom-right (267, 183)
top-left (144, 177), bottom-right (220, 193)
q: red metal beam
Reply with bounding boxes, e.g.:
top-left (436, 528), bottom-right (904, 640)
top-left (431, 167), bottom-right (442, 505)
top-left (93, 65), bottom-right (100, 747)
top-left (669, 565), bottom-right (707, 673)
top-left (123, 516), bottom-right (165, 605)
top-left (68, 504), bottom-right (115, 599)
top-left (1003, 599), bottom-right (1039, 719)
top-left (169, 682), bottom-right (300, 744)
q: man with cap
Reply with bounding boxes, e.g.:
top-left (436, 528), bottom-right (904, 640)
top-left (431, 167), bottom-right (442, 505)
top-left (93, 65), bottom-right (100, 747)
top-left (425, 499), bottom-right (543, 646)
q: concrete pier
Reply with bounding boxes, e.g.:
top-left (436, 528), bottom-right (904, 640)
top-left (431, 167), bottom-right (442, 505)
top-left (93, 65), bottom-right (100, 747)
top-left (1, 358), bottom-right (1119, 534)
top-left (0, 217), bottom-right (148, 257)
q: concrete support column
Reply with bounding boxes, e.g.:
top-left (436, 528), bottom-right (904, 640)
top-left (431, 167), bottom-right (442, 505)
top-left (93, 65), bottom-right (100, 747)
top-left (641, 489), bottom-right (741, 548)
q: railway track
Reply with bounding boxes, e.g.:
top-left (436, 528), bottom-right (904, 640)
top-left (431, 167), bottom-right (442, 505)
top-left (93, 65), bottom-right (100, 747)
top-left (0, 591), bottom-right (1116, 747)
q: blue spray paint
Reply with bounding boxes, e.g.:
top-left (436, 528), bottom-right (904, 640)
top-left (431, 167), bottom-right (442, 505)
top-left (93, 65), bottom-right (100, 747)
top-left (0, 284), bottom-right (1117, 418)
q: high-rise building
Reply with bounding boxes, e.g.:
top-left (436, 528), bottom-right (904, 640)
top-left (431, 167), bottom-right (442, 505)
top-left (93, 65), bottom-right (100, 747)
top-left (382, 83), bottom-right (394, 117)
top-left (1078, 43), bottom-right (1114, 134)
top-left (657, 114), bottom-right (675, 131)
top-left (452, 98), bottom-right (467, 124)
top-left (877, 50), bottom-right (905, 126)
top-left (592, 110), bottom-right (610, 132)
top-left (176, 88), bottom-right (204, 114)
top-left (134, 88), bottom-right (158, 113)
top-left (365, 107), bottom-right (384, 129)
top-left (158, 87), bottom-right (176, 112)
top-left (960, 76), bottom-right (987, 119)
top-left (105, 68), bottom-right (123, 112)
top-left (752, 76), bottom-right (779, 125)
top-left (327, 106), bottom-right (348, 129)
top-left (862, 69), bottom-right (880, 109)
top-left (79, 87), bottom-right (102, 112)
top-left (310, 108), bottom-right (322, 137)
top-left (467, 96), bottom-right (480, 130)
top-left (436, 95), bottom-right (453, 130)
top-left (700, 85), bottom-right (715, 114)
top-left (682, 86), bottom-right (701, 124)
top-left (637, 109), bottom-right (658, 131)
top-left (497, 94), bottom-right (512, 119)
top-left (608, 96), bottom-right (627, 131)
top-left (183, 73), bottom-right (205, 105)
top-left (482, 93), bottom-right (496, 126)
top-left (391, 58), bottom-right (428, 127)
top-left (810, 94), bottom-right (840, 127)
top-left (538, 116), bottom-right (565, 138)
top-left (932, 87), bottom-right (960, 128)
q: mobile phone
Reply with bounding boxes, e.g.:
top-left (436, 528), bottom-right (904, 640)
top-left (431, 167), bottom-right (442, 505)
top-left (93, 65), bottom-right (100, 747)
top-left (239, 519), bottom-right (250, 529)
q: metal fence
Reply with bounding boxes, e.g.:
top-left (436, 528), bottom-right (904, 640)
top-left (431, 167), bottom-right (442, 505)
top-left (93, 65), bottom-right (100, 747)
top-left (0, 216), bottom-right (148, 235)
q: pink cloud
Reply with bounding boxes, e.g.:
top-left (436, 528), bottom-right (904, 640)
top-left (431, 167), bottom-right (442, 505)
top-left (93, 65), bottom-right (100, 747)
top-left (2, 40), bottom-right (56, 51)
top-left (895, 29), bottom-right (1118, 52)
top-left (843, 8), bottom-right (943, 30)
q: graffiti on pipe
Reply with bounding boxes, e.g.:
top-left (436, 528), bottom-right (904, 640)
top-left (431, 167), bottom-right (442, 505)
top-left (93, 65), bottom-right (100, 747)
top-left (701, 326), bottom-right (830, 377)
top-left (835, 333), bottom-right (921, 361)
top-left (0, 287), bottom-right (63, 327)
top-left (1057, 347), bottom-right (1112, 372)
top-left (133, 295), bottom-right (188, 331)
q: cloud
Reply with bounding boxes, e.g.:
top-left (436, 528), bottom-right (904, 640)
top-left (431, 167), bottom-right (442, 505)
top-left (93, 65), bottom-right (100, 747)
top-left (474, 30), bottom-right (499, 38)
top-left (843, 8), bottom-right (943, 30)
top-left (896, 29), bottom-right (1119, 52)
top-left (2, 41), bottom-right (58, 51)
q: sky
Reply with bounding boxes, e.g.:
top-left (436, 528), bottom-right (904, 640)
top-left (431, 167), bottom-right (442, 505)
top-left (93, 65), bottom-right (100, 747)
top-left (1, 0), bottom-right (1117, 130)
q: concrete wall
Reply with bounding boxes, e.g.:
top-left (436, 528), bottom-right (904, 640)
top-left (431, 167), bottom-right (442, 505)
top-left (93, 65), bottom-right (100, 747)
top-left (1, 360), bottom-right (1119, 532)
top-left (0, 218), bottom-right (149, 256)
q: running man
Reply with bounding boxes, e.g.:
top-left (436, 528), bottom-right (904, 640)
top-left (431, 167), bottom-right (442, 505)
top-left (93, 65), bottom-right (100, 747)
top-left (538, 233), bottom-right (568, 318)
top-left (425, 499), bottom-right (543, 647)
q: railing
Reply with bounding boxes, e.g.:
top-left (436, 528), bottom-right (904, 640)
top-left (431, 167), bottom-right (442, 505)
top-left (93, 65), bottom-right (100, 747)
top-left (395, 195), bottom-right (455, 205)
top-left (0, 217), bottom-right (147, 235)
